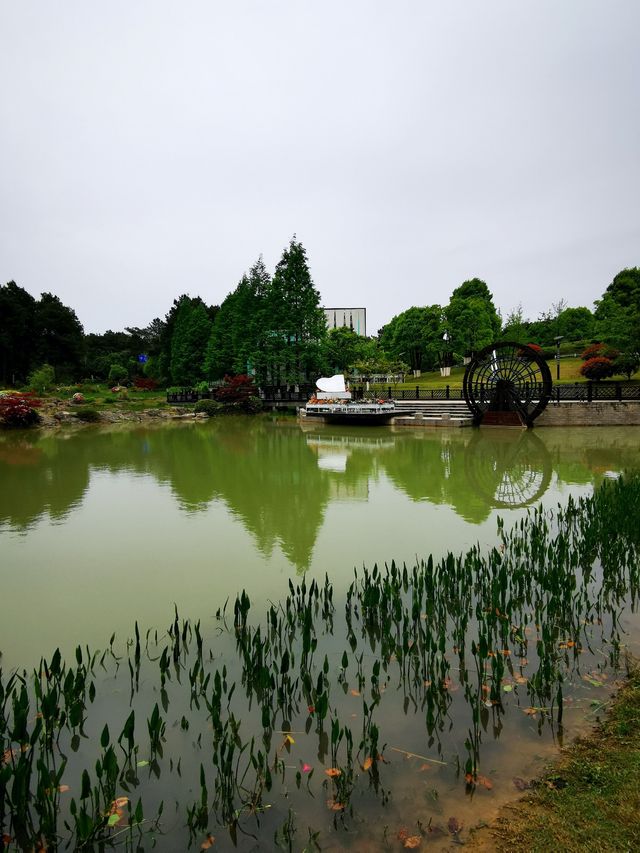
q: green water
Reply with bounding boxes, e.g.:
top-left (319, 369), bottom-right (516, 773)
top-left (1, 419), bottom-right (639, 668)
top-left (2, 418), bottom-right (640, 850)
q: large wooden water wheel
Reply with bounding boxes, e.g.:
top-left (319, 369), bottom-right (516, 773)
top-left (463, 342), bottom-right (553, 427)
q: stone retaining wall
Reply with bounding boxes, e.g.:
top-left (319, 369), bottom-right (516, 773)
top-left (537, 401), bottom-right (640, 427)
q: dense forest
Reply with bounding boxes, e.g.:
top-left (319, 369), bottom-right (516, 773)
top-left (1, 237), bottom-right (638, 388)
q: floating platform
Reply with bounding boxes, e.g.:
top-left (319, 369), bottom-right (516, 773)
top-left (303, 402), bottom-right (398, 424)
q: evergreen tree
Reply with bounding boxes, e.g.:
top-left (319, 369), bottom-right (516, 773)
top-left (35, 292), bottom-right (84, 379)
top-left (169, 297), bottom-right (213, 385)
top-left (267, 237), bottom-right (326, 382)
top-left (0, 280), bottom-right (37, 385)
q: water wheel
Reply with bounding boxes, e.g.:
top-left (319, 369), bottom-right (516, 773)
top-left (463, 342), bottom-right (553, 427)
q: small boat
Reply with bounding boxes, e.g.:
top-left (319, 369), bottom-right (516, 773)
top-left (303, 375), bottom-right (397, 424)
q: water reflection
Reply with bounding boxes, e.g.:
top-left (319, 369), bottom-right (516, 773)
top-left (1, 421), bottom-right (640, 556)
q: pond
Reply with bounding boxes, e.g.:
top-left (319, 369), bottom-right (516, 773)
top-left (1, 419), bottom-right (640, 850)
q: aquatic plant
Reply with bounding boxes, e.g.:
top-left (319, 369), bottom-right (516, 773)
top-left (1, 474), bottom-right (639, 849)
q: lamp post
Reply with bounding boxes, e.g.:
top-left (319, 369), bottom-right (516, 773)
top-left (440, 332), bottom-right (451, 377)
top-left (554, 335), bottom-right (564, 382)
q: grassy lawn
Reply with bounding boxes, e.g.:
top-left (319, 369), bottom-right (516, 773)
top-left (470, 662), bottom-right (640, 852)
top-left (362, 358), bottom-right (640, 392)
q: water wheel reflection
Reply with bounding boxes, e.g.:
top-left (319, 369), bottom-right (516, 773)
top-left (465, 429), bottom-right (552, 509)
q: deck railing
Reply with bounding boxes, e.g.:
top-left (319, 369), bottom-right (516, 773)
top-left (167, 381), bottom-right (640, 405)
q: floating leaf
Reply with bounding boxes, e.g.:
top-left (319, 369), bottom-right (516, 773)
top-left (113, 797), bottom-right (129, 809)
top-left (404, 836), bottom-right (421, 848)
top-left (362, 757), bottom-right (373, 771)
top-left (284, 734), bottom-right (295, 745)
top-left (350, 689), bottom-right (360, 697)
top-left (477, 774), bottom-right (493, 790)
top-left (326, 799), bottom-right (345, 811)
top-left (58, 785), bottom-right (71, 793)
top-left (447, 817), bottom-right (463, 835)
top-left (523, 707), bottom-right (538, 717)
top-left (137, 760), bottom-right (149, 767)
top-left (502, 684), bottom-right (513, 693)
top-left (325, 767), bottom-right (341, 777)
top-left (419, 763), bottom-right (432, 772)
top-left (397, 828), bottom-right (409, 841)
top-left (201, 834), bottom-right (216, 849)
top-left (107, 813), bottom-right (121, 827)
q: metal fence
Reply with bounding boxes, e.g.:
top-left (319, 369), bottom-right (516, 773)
top-left (167, 381), bottom-right (640, 405)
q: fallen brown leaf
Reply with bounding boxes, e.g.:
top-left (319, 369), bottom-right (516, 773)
top-left (448, 816), bottom-right (463, 835)
top-left (201, 834), bottom-right (216, 849)
top-left (404, 836), bottom-right (421, 849)
top-left (325, 767), bottom-right (341, 777)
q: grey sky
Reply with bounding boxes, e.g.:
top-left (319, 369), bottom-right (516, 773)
top-left (2, 1), bottom-right (639, 335)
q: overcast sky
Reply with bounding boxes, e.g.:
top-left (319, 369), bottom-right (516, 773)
top-left (1, 1), bottom-right (639, 336)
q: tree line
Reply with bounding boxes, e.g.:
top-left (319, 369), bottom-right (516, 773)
top-left (1, 241), bottom-right (638, 388)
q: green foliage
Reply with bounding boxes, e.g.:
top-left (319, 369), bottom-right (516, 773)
top-left (446, 294), bottom-right (495, 356)
top-left (245, 395), bottom-right (263, 414)
top-left (0, 280), bottom-right (37, 385)
top-left (169, 297), bottom-right (213, 385)
top-left (265, 238), bottom-right (327, 382)
top-left (193, 399), bottom-right (223, 416)
top-left (322, 327), bottom-right (372, 373)
top-left (108, 363), bottom-right (128, 385)
top-left (74, 407), bottom-right (102, 422)
top-left (595, 268), bottom-right (640, 356)
top-left (580, 357), bottom-right (615, 381)
top-left (27, 363), bottom-right (56, 393)
top-left (35, 292), bottom-right (84, 379)
top-left (613, 353), bottom-right (640, 380)
top-left (378, 305), bottom-right (443, 372)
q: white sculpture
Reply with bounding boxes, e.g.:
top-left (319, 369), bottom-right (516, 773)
top-left (315, 374), bottom-right (351, 400)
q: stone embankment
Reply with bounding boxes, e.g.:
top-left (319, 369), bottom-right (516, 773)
top-left (36, 401), bottom-right (197, 429)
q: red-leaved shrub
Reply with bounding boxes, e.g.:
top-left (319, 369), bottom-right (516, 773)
top-left (0, 392), bottom-right (42, 428)
top-left (580, 357), bottom-right (615, 381)
top-left (134, 377), bottom-right (158, 390)
top-left (214, 375), bottom-right (257, 403)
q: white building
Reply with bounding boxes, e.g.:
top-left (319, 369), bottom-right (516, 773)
top-left (323, 307), bottom-right (366, 336)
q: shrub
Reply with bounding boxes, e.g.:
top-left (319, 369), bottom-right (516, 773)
top-left (108, 363), bottom-right (128, 385)
top-left (74, 407), bottom-right (101, 422)
top-left (580, 357), bottom-right (615, 381)
top-left (133, 377), bottom-right (158, 391)
top-left (581, 343), bottom-right (620, 361)
top-left (194, 399), bottom-right (223, 416)
top-left (244, 396), bottom-right (263, 414)
top-left (0, 392), bottom-right (42, 428)
top-left (27, 364), bottom-right (55, 393)
top-left (195, 381), bottom-right (211, 394)
top-left (214, 374), bottom-right (257, 403)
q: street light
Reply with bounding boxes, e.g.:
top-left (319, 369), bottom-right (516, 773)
top-left (554, 335), bottom-right (564, 382)
top-left (440, 332), bottom-right (451, 377)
